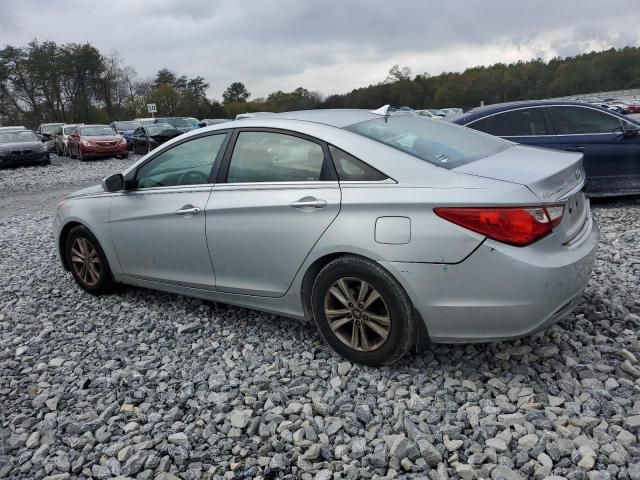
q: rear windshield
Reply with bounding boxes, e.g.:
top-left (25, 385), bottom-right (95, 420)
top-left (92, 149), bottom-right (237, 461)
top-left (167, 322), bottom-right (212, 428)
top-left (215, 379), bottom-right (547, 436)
top-left (344, 115), bottom-right (511, 168)
top-left (166, 118), bottom-right (192, 128)
top-left (115, 121), bottom-right (140, 130)
top-left (80, 126), bottom-right (116, 136)
top-left (147, 124), bottom-right (175, 135)
top-left (0, 131), bottom-right (39, 143)
top-left (41, 124), bottom-right (62, 134)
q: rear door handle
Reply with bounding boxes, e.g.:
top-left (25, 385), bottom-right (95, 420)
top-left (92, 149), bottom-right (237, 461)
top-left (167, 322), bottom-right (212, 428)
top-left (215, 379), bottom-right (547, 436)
top-left (564, 146), bottom-right (587, 152)
top-left (175, 205), bottom-right (201, 215)
top-left (290, 197), bottom-right (327, 209)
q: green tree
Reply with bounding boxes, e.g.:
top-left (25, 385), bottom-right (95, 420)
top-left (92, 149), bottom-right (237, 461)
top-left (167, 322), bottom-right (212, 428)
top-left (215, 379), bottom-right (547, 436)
top-left (222, 82), bottom-right (250, 104)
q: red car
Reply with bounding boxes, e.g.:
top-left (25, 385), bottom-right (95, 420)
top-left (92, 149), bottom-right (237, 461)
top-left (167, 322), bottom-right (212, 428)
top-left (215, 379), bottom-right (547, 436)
top-left (67, 125), bottom-right (129, 161)
top-left (623, 100), bottom-right (640, 114)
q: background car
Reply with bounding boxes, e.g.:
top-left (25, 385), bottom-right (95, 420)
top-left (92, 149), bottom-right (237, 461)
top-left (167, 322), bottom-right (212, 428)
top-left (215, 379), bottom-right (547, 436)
top-left (623, 100), bottom-right (640, 113)
top-left (154, 117), bottom-right (196, 133)
top-left (134, 117), bottom-right (157, 126)
top-left (67, 125), bottom-right (128, 161)
top-left (109, 121), bottom-right (141, 149)
top-left (449, 100), bottom-right (640, 196)
top-left (199, 118), bottom-right (232, 126)
top-left (36, 122), bottom-right (64, 151)
top-left (0, 125), bottom-right (26, 131)
top-left (54, 124), bottom-right (83, 156)
top-left (129, 123), bottom-right (183, 154)
top-left (0, 128), bottom-right (50, 167)
top-left (55, 109), bottom-right (597, 365)
top-left (415, 109), bottom-right (445, 119)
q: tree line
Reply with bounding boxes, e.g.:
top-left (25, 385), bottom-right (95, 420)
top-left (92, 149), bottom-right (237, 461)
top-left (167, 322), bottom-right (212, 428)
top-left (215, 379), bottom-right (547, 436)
top-left (2, 39), bottom-right (640, 128)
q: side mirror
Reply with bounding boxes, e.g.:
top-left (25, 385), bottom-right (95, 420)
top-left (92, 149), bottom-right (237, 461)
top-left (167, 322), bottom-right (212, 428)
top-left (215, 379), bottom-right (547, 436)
top-left (102, 173), bottom-right (125, 192)
top-left (197, 122), bottom-right (207, 128)
top-left (624, 123), bottom-right (640, 137)
top-left (39, 133), bottom-right (51, 141)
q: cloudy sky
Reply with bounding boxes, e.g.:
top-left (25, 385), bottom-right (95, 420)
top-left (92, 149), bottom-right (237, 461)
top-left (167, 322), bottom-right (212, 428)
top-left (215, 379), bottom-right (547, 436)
top-left (1, 0), bottom-right (639, 100)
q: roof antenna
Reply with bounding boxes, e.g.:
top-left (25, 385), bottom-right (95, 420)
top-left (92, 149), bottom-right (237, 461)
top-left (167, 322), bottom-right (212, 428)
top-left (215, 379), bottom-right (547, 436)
top-left (370, 105), bottom-right (391, 116)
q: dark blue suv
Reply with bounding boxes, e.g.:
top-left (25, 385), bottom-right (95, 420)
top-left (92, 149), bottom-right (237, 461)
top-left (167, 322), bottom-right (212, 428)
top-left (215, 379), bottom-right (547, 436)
top-left (449, 100), bottom-right (640, 196)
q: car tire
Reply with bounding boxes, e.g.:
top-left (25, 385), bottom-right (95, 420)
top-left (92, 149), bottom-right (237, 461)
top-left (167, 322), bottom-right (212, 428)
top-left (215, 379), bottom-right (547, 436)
top-left (65, 225), bottom-right (114, 295)
top-left (120, 152), bottom-right (129, 159)
top-left (42, 157), bottom-right (51, 166)
top-left (311, 255), bottom-right (416, 366)
top-left (69, 145), bottom-right (75, 159)
top-left (78, 149), bottom-right (85, 161)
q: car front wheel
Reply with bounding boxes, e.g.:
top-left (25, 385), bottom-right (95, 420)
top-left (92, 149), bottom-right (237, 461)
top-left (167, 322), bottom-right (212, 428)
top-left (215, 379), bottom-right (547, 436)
top-left (65, 226), bottom-right (114, 295)
top-left (311, 256), bottom-right (416, 366)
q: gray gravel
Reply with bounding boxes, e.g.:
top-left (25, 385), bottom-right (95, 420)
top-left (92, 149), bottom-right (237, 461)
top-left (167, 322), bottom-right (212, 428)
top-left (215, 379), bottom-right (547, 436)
top-left (1, 178), bottom-right (640, 478)
top-left (0, 153), bottom-right (139, 195)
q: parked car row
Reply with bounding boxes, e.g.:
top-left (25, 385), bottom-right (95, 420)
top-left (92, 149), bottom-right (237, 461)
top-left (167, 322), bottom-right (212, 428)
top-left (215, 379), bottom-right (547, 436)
top-left (23, 116), bottom-right (233, 163)
top-left (574, 96), bottom-right (640, 114)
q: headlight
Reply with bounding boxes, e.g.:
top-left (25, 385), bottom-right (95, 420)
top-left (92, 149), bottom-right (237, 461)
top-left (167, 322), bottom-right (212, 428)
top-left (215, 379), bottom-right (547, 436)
top-left (80, 139), bottom-right (93, 147)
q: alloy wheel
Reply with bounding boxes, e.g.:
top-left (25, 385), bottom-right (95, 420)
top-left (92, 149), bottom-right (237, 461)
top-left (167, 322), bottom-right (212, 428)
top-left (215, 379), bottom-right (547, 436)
top-left (323, 276), bottom-right (391, 352)
top-left (70, 237), bottom-right (101, 287)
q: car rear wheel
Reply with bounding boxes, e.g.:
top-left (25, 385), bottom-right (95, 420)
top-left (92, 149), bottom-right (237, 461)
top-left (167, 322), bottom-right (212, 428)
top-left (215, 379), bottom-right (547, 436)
top-left (65, 226), bottom-right (114, 295)
top-left (311, 256), bottom-right (416, 366)
top-left (69, 145), bottom-right (75, 159)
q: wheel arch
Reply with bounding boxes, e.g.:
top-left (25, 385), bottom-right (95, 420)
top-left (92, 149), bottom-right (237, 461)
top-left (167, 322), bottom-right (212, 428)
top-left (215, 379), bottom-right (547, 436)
top-left (299, 251), bottom-right (430, 350)
top-left (58, 221), bottom-right (100, 271)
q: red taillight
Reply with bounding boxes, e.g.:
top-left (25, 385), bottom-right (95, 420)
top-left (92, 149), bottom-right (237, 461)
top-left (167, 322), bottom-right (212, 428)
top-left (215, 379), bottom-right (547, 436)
top-left (434, 205), bottom-right (564, 247)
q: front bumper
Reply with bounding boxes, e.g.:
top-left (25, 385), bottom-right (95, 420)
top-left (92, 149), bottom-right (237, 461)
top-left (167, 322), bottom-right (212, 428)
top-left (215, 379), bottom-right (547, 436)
top-left (80, 145), bottom-right (128, 159)
top-left (382, 213), bottom-right (600, 343)
top-left (0, 151), bottom-right (49, 167)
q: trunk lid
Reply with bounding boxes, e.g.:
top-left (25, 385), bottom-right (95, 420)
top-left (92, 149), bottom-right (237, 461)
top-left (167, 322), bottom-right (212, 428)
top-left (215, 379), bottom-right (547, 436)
top-left (455, 144), bottom-right (589, 244)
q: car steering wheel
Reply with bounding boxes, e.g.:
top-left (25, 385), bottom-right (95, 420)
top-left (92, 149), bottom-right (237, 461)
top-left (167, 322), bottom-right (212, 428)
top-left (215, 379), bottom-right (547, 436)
top-left (177, 170), bottom-right (209, 186)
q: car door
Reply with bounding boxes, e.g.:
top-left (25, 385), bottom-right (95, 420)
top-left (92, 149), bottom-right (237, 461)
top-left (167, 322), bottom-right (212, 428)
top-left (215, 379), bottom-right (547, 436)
top-left (108, 132), bottom-right (229, 289)
top-left (546, 105), bottom-right (640, 194)
top-left (205, 128), bottom-right (341, 297)
top-left (466, 106), bottom-right (558, 148)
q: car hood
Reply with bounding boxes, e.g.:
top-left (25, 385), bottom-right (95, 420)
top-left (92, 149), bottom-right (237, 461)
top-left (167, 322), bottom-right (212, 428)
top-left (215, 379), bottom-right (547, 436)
top-left (83, 135), bottom-right (122, 142)
top-left (149, 130), bottom-right (182, 141)
top-left (0, 141), bottom-right (44, 151)
top-left (67, 183), bottom-right (104, 198)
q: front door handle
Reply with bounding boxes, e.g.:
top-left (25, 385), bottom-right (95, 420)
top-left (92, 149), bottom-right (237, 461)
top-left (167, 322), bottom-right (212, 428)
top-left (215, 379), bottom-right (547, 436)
top-left (564, 145), bottom-right (587, 152)
top-left (175, 205), bottom-right (201, 215)
top-left (290, 197), bottom-right (327, 209)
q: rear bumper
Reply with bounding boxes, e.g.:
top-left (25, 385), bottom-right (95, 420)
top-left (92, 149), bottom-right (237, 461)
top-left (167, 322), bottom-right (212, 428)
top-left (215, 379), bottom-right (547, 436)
top-left (382, 213), bottom-right (599, 343)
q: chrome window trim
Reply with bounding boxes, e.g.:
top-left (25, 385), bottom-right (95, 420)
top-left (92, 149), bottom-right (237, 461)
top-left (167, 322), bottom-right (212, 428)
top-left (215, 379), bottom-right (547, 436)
top-left (466, 104), bottom-right (629, 136)
top-left (213, 181), bottom-right (339, 192)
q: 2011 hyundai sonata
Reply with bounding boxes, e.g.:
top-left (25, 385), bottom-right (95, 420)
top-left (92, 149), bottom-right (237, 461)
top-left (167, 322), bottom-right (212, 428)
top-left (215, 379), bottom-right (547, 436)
top-left (54, 107), bottom-right (599, 365)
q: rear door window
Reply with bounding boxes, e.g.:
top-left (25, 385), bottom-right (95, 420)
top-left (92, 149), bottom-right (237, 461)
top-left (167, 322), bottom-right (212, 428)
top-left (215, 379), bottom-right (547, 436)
top-left (548, 106), bottom-right (624, 134)
top-left (226, 131), bottom-right (329, 183)
top-left (469, 108), bottom-right (548, 136)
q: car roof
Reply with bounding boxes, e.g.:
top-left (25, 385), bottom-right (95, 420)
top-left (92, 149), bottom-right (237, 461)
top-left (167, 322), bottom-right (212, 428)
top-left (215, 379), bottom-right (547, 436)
top-left (265, 109), bottom-right (382, 128)
top-left (448, 100), bottom-right (630, 124)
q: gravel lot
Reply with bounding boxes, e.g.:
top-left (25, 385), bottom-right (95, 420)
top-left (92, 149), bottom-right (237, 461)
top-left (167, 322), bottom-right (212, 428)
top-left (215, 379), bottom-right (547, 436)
top-left (1, 158), bottom-right (640, 479)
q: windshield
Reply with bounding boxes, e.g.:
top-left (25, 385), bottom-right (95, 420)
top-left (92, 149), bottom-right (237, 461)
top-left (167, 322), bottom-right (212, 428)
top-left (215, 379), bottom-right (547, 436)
top-left (345, 115), bottom-right (511, 169)
top-left (80, 126), bottom-right (116, 136)
top-left (63, 126), bottom-right (76, 134)
top-left (166, 118), bottom-right (192, 128)
top-left (0, 130), bottom-right (39, 143)
top-left (115, 121), bottom-right (140, 130)
top-left (42, 124), bottom-right (62, 134)
top-left (147, 124), bottom-right (175, 135)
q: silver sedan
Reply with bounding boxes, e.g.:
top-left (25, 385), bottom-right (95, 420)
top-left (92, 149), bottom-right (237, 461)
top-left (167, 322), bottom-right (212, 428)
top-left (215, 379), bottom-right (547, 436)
top-left (54, 108), bottom-right (599, 365)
